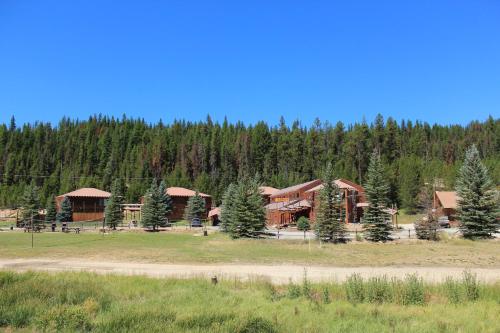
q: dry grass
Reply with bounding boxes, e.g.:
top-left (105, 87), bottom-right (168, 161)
top-left (0, 232), bottom-right (499, 267)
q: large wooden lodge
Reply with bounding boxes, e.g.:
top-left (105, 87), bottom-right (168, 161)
top-left (265, 179), bottom-right (366, 226)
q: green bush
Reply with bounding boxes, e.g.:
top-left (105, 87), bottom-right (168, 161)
top-left (365, 276), bottom-right (393, 304)
top-left (401, 274), bottom-right (426, 305)
top-left (345, 274), bottom-right (365, 304)
top-left (287, 282), bottom-right (301, 299)
top-left (444, 277), bottom-right (462, 304)
top-left (462, 271), bottom-right (480, 301)
top-left (235, 316), bottom-right (277, 333)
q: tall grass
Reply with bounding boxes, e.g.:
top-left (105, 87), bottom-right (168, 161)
top-left (1, 271), bottom-right (499, 332)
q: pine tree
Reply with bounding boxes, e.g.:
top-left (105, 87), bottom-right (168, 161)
top-left (158, 180), bottom-right (173, 226)
top-left (45, 197), bottom-right (57, 223)
top-left (20, 182), bottom-right (41, 227)
top-left (315, 163), bottom-right (348, 243)
top-left (105, 179), bottom-right (124, 229)
top-left (363, 151), bottom-right (392, 242)
top-left (229, 177), bottom-right (266, 238)
top-left (220, 183), bottom-right (237, 232)
top-left (57, 196), bottom-right (73, 222)
top-left (414, 212), bottom-right (439, 240)
top-left (184, 192), bottom-right (206, 221)
top-left (456, 145), bottom-right (499, 239)
top-left (297, 216), bottom-right (310, 240)
top-left (141, 180), bottom-right (162, 231)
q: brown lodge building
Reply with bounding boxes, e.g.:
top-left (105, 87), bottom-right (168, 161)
top-left (265, 179), bottom-right (366, 226)
top-left (164, 187), bottom-right (212, 220)
top-left (56, 188), bottom-right (111, 222)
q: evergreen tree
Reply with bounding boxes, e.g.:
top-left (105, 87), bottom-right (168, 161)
top-left (57, 196), bottom-right (73, 222)
top-left (220, 183), bottom-right (237, 232)
top-left (158, 180), bottom-right (173, 226)
top-left (363, 151), bottom-right (392, 242)
top-left (315, 163), bottom-right (348, 243)
top-left (20, 182), bottom-right (41, 226)
top-left (184, 192), bottom-right (206, 221)
top-left (414, 212), bottom-right (439, 240)
top-left (297, 216), bottom-right (310, 240)
top-left (229, 177), bottom-right (266, 238)
top-left (456, 145), bottom-right (499, 239)
top-left (141, 180), bottom-right (162, 231)
top-left (45, 197), bottom-right (57, 223)
top-left (105, 178), bottom-right (124, 229)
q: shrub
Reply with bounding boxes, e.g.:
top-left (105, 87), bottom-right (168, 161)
top-left (322, 286), bottom-right (331, 304)
top-left (365, 276), bottom-right (392, 304)
top-left (444, 277), bottom-right (462, 304)
top-left (401, 274), bottom-right (426, 305)
top-left (235, 316), bottom-right (277, 333)
top-left (462, 271), bottom-right (480, 301)
top-left (287, 281), bottom-right (301, 299)
top-left (345, 274), bottom-right (365, 304)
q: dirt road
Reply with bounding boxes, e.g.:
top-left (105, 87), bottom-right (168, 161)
top-left (1, 258), bottom-right (499, 283)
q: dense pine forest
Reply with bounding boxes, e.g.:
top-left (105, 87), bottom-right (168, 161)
top-left (0, 115), bottom-right (498, 209)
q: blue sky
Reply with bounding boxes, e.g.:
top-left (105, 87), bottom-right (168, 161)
top-left (0, 0), bottom-right (499, 126)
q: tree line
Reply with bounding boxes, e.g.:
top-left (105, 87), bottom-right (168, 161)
top-left (1, 114), bottom-right (498, 210)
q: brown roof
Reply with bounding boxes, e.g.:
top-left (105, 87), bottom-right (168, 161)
top-left (208, 207), bottom-right (221, 218)
top-left (166, 187), bottom-right (211, 198)
top-left (270, 179), bottom-right (322, 198)
top-left (57, 188), bottom-right (111, 198)
top-left (259, 186), bottom-right (280, 196)
top-left (435, 191), bottom-right (458, 209)
top-left (306, 179), bottom-right (361, 193)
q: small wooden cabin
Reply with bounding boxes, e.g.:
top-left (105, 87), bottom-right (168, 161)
top-left (166, 187), bottom-right (212, 220)
top-left (56, 188), bottom-right (111, 222)
top-left (433, 191), bottom-right (458, 219)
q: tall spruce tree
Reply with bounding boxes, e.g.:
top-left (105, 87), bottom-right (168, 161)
top-left (45, 197), bottom-right (57, 223)
top-left (105, 179), bottom-right (124, 229)
top-left (456, 145), bottom-right (499, 239)
top-left (363, 151), bottom-right (392, 242)
top-left (158, 180), bottom-right (173, 226)
top-left (315, 163), bottom-right (348, 243)
top-left (57, 196), bottom-right (73, 222)
top-left (229, 177), bottom-right (266, 238)
top-left (141, 180), bottom-right (162, 230)
top-left (20, 182), bottom-right (41, 227)
top-left (220, 183), bottom-right (237, 232)
top-left (184, 192), bottom-right (206, 221)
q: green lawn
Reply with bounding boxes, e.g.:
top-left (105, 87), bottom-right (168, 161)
top-left (0, 231), bottom-right (499, 267)
top-left (1, 271), bottom-right (499, 332)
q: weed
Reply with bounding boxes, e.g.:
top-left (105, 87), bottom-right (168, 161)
top-left (345, 273), bottom-right (365, 304)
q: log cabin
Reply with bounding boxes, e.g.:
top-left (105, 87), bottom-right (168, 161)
top-left (56, 188), bottom-right (111, 222)
top-left (165, 187), bottom-right (212, 220)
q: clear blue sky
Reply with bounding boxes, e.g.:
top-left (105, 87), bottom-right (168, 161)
top-left (1, 0), bottom-right (499, 126)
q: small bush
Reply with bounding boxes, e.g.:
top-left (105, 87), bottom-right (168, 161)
top-left (365, 276), bottom-right (392, 304)
top-left (401, 274), bottom-right (426, 305)
top-left (36, 304), bottom-right (93, 332)
top-left (322, 286), bottom-right (331, 304)
top-left (462, 271), bottom-right (479, 302)
top-left (302, 270), bottom-right (312, 299)
top-left (345, 274), bottom-right (364, 304)
top-left (444, 277), bottom-right (462, 304)
top-left (235, 316), bottom-right (277, 333)
top-left (287, 282), bottom-right (301, 299)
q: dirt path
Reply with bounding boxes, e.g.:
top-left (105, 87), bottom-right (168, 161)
top-left (1, 258), bottom-right (499, 283)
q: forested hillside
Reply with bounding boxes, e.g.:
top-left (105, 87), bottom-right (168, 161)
top-left (0, 115), bottom-right (498, 208)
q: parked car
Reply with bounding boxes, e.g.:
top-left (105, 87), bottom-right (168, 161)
top-left (191, 217), bottom-right (203, 228)
top-left (438, 216), bottom-right (451, 228)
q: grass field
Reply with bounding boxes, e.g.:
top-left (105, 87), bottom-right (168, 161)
top-left (1, 271), bottom-right (499, 332)
top-left (0, 232), bottom-right (499, 267)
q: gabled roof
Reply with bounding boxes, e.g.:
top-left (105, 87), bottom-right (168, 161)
top-left (57, 188), bottom-right (111, 198)
top-left (259, 186), bottom-right (280, 196)
top-left (306, 179), bottom-right (362, 193)
top-left (435, 191), bottom-right (458, 209)
top-left (166, 187), bottom-right (211, 198)
top-left (270, 180), bottom-right (322, 198)
top-left (208, 207), bottom-right (221, 218)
